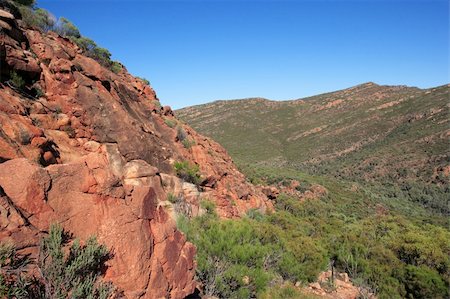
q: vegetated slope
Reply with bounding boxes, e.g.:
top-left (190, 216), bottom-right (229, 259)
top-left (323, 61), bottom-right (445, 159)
top-left (0, 3), bottom-right (272, 298)
top-left (177, 83), bottom-right (450, 299)
top-left (177, 82), bottom-right (450, 217)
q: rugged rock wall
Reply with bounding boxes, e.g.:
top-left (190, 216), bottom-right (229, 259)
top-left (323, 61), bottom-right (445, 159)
top-left (0, 7), bottom-right (272, 298)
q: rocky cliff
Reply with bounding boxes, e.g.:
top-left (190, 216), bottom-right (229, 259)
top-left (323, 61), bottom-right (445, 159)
top-left (0, 6), bottom-right (272, 298)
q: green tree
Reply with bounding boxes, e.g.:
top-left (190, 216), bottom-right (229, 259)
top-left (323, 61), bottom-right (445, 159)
top-left (401, 265), bottom-right (447, 299)
top-left (56, 17), bottom-right (80, 38)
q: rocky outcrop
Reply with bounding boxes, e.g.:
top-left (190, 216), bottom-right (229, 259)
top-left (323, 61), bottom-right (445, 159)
top-left (0, 6), bottom-right (272, 298)
top-left (0, 154), bottom-right (196, 298)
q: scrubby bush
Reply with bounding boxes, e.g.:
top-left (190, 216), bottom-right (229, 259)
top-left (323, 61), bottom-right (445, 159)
top-left (167, 192), bottom-right (179, 204)
top-left (110, 61), bottom-right (122, 74)
top-left (19, 6), bottom-right (56, 32)
top-left (182, 138), bottom-right (196, 149)
top-left (136, 77), bottom-right (150, 85)
top-left (176, 126), bottom-right (187, 142)
top-left (0, 243), bottom-right (38, 298)
top-left (401, 265), bottom-right (447, 299)
top-left (0, 225), bottom-right (114, 298)
top-left (200, 199), bottom-right (216, 215)
top-left (174, 161), bottom-right (201, 185)
top-left (245, 208), bottom-right (264, 221)
top-left (69, 36), bottom-right (120, 72)
top-left (9, 71), bottom-right (25, 89)
top-left (39, 224), bottom-right (113, 299)
top-left (164, 118), bottom-right (177, 128)
top-left (55, 17), bottom-right (80, 38)
top-left (260, 284), bottom-right (320, 299)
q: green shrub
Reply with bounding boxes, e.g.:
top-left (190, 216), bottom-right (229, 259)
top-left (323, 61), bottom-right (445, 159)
top-left (39, 224), bottom-right (113, 299)
top-left (110, 61), bottom-right (122, 74)
top-left (70, 36), bottom-right (97, 52)
top-left (176, 214), bottom-right (190, 233)
top-left (70, 36), bottom-right (117, 71)
top-left (176, 126), bottom-right (187, 142)
top-left (167, 192), bottom-right (179, 204)
top-left (19, 7), bottom-right (55, 32)
top-left (174, 161), bottom-right (201, 185)
top-left (136, 77), bottom-right (150, 85)
top-left (200, 199), bottom-right (216, 215)
top-left (245, 208), bottom-right (264, 221)
top-left (401, 265), bottom-right (447, 299)
top-left (55, 17), bottom-right (80, 38)
top-left (9, 71), bottom-right (25, 89)
top-left (182, 138), bottom-right (196, 149)
top-left (260, 284), bottom-right (319, 299)
top-left (164, 118), bottom-right (177, 128)
top-left (0, 243), bottom-right (37, 298)
top-left (34, 87), bottom-right (44, 98)
top-left (91, 47), bottom-right (112, 67)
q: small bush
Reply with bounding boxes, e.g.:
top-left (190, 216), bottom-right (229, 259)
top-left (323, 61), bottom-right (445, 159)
top-left (70, 36), bottom-right (117, 71)
top-left (167, 192), bottom-right (180, 204)
top-left (0, 243), bottom-right (37, 298)
top-left (174, 161), bottom-right (201, 185)
top-left (39, 224), bottom-right (113, 299)
top-left (136, 77), bottom-right (150, 85)
top-left (9, 71), bottom-right (25, 89)
top-left (164, 118), bottom-right (177, 128)
top-left (34, 87), bottom-right (44, 98)
top-left (246, 208), bottom-right (264, 221)
top-left (55, 17), bottom-right (80, 38)
top-left (176, 126), bottom-right (187, 142)
top-left (200, 199), bottom-right (216, 215)
top-left (260, 284), bottom-right (317, 299)
top-left (182, 138), bottom-right (196, 149)
top-left (110, 61), bottom-right (122, 74)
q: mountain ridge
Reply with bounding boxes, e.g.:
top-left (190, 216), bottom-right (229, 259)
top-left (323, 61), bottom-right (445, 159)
top-left (178, 81), bottom-right (436, 110)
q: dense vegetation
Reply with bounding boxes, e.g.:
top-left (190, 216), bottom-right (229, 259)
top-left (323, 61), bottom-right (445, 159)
top-left (0, 224), bottom-right (113, 298)
top-left (177, 83), bottom-right (449, 298)
top-left (179, 173), bottom-right (450, 298)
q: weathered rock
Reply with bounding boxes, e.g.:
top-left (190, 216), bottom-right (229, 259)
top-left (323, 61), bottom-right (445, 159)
top-left (83, 140), bottom-right (101, 152)
top-left (0, 155), bottom-right (196, 298)
top-left (123, 160), bottom-right (159, 179)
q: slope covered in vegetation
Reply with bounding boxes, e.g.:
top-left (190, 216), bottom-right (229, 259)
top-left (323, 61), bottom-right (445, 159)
top-left (177, 83), bottom-right (450, 219)
top-left (177, 83), bottom-right (450, 298)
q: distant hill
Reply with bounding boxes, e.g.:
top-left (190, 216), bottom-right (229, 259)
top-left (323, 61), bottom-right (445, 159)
top-left (177, 82), bottom-right (450, 215)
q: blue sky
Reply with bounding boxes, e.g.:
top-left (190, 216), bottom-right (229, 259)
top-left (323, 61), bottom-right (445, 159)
top-left (39, 0), bottom-right (449, 109)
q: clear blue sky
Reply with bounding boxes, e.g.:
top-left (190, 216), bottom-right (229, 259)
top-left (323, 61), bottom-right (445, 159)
top-left (39, 0), bottom-right (449, 109)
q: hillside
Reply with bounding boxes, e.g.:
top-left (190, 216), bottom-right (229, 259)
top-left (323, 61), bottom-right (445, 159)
top-left (177, 82), bottom-right (450, 217)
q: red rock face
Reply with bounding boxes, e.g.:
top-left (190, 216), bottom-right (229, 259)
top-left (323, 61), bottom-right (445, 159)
top-left (0, 6), bottom-right (272, 298)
